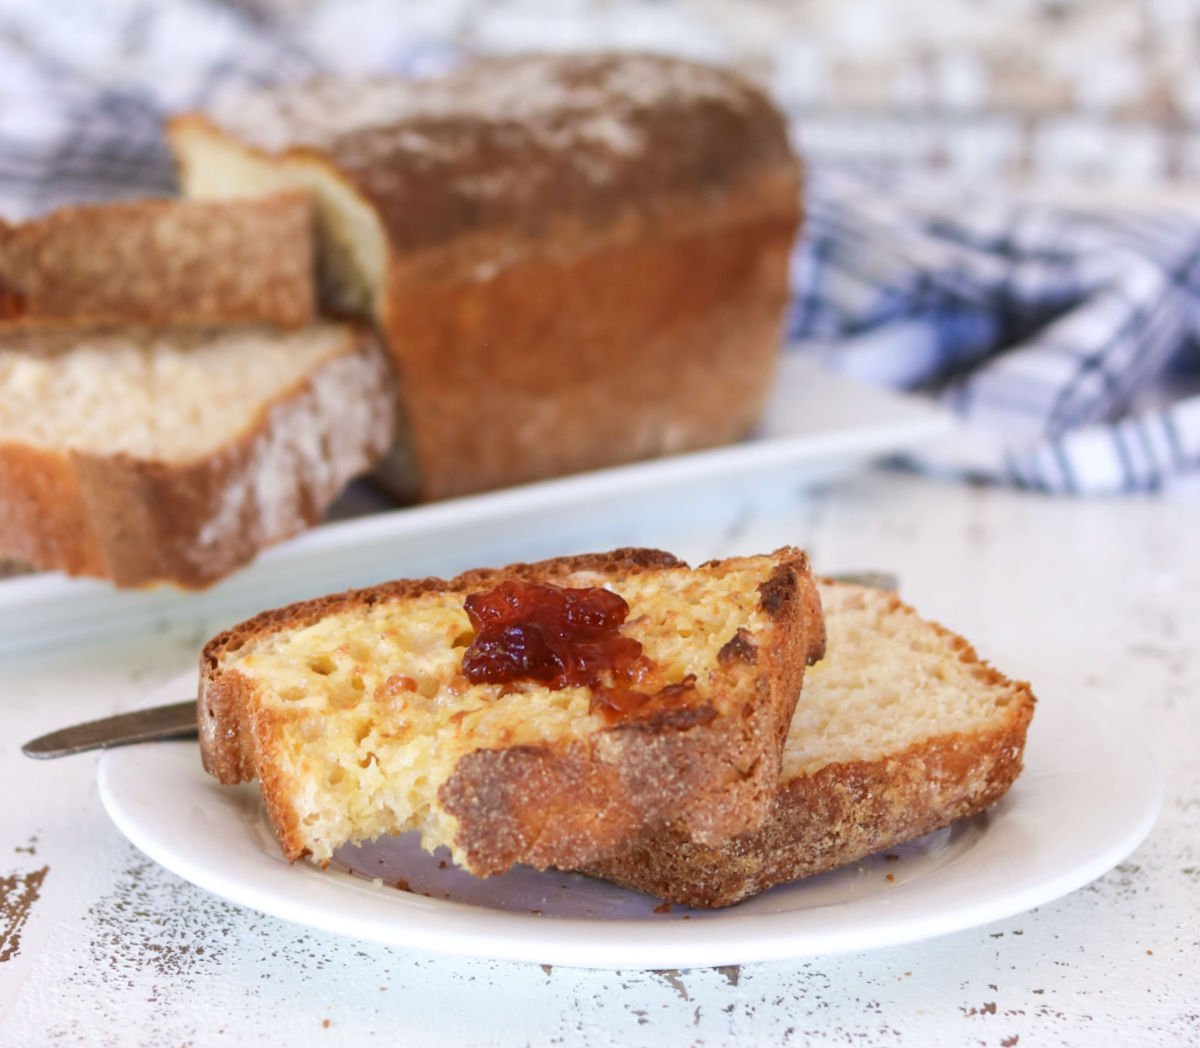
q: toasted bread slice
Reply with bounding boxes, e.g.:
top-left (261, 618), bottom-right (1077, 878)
top-left (0, 192), bottom-right (314, 332)
top-left (582, 580), bottom-right (1036, 907)
top-left (199, 547), bottom-right (826, 876)
top-left (0, 323), bottom-right (394, 587)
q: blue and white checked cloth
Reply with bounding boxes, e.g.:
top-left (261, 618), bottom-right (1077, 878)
top-left (2, 1), bottom-right (1199, 495)
top-left (790, 169), bottom-right (1200, 495)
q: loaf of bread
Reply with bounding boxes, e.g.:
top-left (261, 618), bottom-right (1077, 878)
top-left (0, 323), bottom-right (394, 587)
top-left (582, 580), bottom-right (1036, 907)
top-left (0, 192), bottom-right (314, 331)
top-left (168, 52), bottom-right (802, 501)
top-left (198, 547), bottom-right (825, 875)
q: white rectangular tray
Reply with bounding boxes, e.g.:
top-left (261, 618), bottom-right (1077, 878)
top-left (0, 355), bottom-right (948, 657)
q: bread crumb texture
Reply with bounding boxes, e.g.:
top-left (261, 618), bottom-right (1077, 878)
top-left (0, 324), bottom-right (359, 461)
top-left (787, 583), bottom-right (1025, 776)
top-left (0, 323), bottom-right (394, 586)
top-left (211, 556), bottom-right (782, 864)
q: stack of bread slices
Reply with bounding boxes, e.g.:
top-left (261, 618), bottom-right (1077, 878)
top-left (199, 546), bottom-right (1036, 907)
top-left (0, 192), bottom-right (396, 587)
top-left (1, 51), bottom-right (802, 588)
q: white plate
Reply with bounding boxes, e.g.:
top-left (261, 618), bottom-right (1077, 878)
top-left (97, 676), bottom-right (1161, 971)
top-left (0, 354), bottom-right (948, 658)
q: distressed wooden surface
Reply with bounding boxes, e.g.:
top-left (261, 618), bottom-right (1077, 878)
top-left (0, 470), bottom-right (1196, 1047)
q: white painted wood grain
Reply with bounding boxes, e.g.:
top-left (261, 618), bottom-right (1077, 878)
top-left (0, 470), bottom-right (1195, 1047)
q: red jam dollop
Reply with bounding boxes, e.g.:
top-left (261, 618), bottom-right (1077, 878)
top-left (460, 581), bottom-right (696, 722)
top-left (461, 580), bottom-right (641, 687)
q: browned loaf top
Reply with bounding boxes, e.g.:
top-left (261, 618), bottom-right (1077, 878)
top-left (0, 323), bottom-right (395, 588)
top-left (582, 580), bottom-right (1037, 907)
top-left (169, 53), bottom-right (803, 501)
top-left (198, 547), bottom-right (826, 876)
top-left (170, 52), bottom-right (798, 258)
top-left (0, 192), bottom-right (314, 331)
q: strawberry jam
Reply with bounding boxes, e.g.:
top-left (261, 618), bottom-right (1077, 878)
top-left (461, 581), bottom-right (641, 687)
top-left (587, 675), bottom-right (698, 721)
top-left (460, 581), bottom-right (697, 722)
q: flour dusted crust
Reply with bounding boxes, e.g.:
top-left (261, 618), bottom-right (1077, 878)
top-left (198, 547), bottom-right (825, 875)
top-left (0, 192), bottom-right (314, 331)
top-left (582, 582), bottom-right (1037, 907)
top-left (169, 52), bottom-right (803, 500)
top-left (175, 54), bottom-right (796, 248)
top-left (0, 324), bottom-right (395, 588)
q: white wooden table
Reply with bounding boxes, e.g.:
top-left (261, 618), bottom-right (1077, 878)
top-left (1, 469), bottom-right (1195, 1047)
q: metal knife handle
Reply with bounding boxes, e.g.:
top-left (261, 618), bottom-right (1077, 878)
top-left (827, 570), bottom-right (898, 592)
top-left (21, 700), bottom-right (198, 759)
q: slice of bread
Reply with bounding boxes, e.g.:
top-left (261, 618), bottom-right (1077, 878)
top-left (198, 547), bottom-right (826, 876)
top-left (582, 580), bottom-right (1036, 907)
top-left (168, 53), bottom-right (802, 501)
top-left (0, 192), bottom-right (314, 331)
top-left (0, 323), bottom-right (394, 587)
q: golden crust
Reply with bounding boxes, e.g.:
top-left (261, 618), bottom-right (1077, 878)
top-left (0, 192), bottom-right (315, 331)
top-left (0, 326), bottom-right (395, 588)
top-left (198, 546), bottom-right (825, 874)
top-left (581, 584), bottom-right (1037, 907)
top-left (378, 199), bottom-right (799, 499)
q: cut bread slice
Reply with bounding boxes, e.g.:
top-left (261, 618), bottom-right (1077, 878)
top-left (168, 53), bottom-right (802, 501)
top-left (582, 580), bottom-right (1036, 907)
top-left (198, 547), bottom-right (826, 876)
top-left (0, 323), bottom-right (394, 587)
top-left (0, 192), bottom-right (314, 331)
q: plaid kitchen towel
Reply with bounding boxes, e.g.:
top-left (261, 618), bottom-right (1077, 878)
top-left (789, 168), bottom-right (1200, 494)
top-left (0, 0), bottom-right (459, 218)
top-left (2, 2), bottom-right (1199, 495)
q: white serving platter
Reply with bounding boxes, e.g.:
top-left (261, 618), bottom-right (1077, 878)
top-left (0, 355), bottom-right (948, 657)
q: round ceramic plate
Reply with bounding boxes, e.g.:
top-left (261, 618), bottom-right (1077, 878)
top-left (97, 675), bottom-right (1162, 970)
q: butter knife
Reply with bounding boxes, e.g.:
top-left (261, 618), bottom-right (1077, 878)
top-left (22, 700), bottom-right (198, 759)
top-left (20, 570), bottom-right (898, 760)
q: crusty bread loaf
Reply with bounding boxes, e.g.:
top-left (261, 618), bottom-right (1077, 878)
top-left (0, 323), bottom-right (394, 587)
top-left (198, 547), bottom-right (825, 876)
top-left (168, 52), bottom-right (802, 501)
top-left (0, 192), bottom-right (314, 331)
top-left (582, 580), bottom-right (1036, 907)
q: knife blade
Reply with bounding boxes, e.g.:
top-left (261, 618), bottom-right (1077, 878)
top-left (19, 570), bottom-right (898, 760)
top-left (21, 700), bottom-right (198, 759)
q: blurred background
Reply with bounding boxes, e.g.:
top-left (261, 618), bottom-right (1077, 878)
top-left (7, 0), bottom-right (1200, 202)
top-left (3, 0), bottom-right (1198, 494)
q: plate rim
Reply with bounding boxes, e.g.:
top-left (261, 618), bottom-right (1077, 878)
top-left (97, 680), bottom-right (1163, 970)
